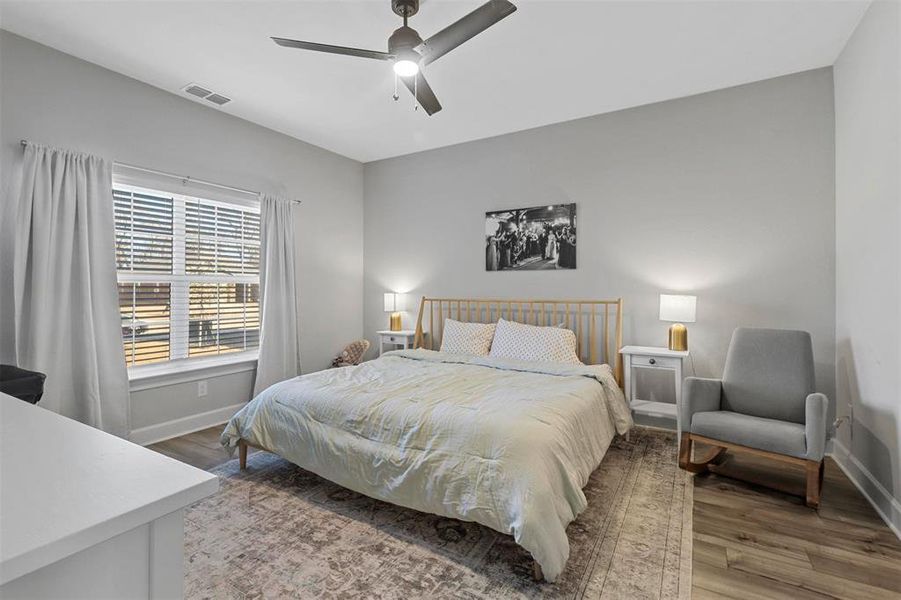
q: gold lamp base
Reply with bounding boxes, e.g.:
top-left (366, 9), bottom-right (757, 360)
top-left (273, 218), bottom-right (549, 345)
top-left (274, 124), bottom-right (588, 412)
top-left (389, 312), bottom-right (402, 331)
top-left (668, 323), bottom-right (688, 351)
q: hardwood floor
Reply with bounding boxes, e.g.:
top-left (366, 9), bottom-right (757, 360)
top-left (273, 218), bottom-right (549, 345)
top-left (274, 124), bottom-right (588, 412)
top-left (148, 425), bottom-right (262, 471)
top-left (691, 449), bottom-right (901, 599)
top-left (149, 427), bottom-right (901, 599)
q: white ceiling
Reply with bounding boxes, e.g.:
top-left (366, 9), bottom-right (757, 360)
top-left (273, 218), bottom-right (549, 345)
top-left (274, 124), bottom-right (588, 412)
top-left (0, 1), bottom-right (868, 162)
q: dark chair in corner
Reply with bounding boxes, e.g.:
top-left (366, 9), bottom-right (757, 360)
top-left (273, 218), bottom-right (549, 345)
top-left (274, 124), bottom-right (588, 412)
top-left (678, 328), bottom-right (829, 508)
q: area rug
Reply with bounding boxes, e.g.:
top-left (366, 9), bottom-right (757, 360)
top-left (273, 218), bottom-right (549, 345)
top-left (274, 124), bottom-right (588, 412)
top-left (184, 427), bottom-right (692, 599)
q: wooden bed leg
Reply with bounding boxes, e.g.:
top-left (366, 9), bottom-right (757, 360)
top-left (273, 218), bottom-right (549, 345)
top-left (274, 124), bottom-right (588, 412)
top-left (532, 561), bottom-right (544, 582)
top-left (239, 440), bottom-right (248, 470)
top-left (805, 459), bottom-right (822, 509)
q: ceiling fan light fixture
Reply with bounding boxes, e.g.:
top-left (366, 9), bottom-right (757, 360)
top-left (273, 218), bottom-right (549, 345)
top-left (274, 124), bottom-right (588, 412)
top-left (271, 0), bottom-right (518, 115)
top-left (393, 59), bottom-right (420, 77)
top-left (392, 46), bottom-right (421, 78)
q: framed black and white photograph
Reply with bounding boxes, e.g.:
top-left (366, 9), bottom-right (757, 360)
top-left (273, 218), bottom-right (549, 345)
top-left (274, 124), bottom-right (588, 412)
top-left (485, 203), bottom-right (576, 271)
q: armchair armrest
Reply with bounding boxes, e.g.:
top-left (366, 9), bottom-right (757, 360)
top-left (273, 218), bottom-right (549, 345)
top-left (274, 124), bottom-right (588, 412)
top-left (681, 377), bottom-right (722, 434)
top-left (805, 393), bottom-right (829, 461)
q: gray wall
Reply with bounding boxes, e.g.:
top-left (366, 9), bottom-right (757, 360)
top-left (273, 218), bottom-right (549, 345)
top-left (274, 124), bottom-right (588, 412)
top-left (0, 31), bottom-right (364, 433)
top-left (363, 69), bottom-right (837, 402)
top-left (0, 28), bottom-right (848, 458)
top-left (834, 1), bottom-right (900, 515)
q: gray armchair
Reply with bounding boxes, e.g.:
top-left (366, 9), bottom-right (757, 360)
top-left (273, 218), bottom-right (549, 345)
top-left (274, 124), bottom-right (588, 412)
top-left (678, 328), bottom-right (829, 508)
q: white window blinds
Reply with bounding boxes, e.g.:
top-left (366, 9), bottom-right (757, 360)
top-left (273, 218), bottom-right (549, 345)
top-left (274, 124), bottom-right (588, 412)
top-left (114, 182), bottom-right (260, 368)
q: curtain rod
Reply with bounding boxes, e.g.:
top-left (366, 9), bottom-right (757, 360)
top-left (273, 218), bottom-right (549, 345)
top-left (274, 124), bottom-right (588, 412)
top-left (19, 139), bottom-right (301, 204)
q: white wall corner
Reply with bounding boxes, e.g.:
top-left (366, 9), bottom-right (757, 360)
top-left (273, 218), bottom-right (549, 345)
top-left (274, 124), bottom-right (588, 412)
top-left (130, 402), bottom-right (246, 446)
top-left (829, 439), bottom-right (901, 541)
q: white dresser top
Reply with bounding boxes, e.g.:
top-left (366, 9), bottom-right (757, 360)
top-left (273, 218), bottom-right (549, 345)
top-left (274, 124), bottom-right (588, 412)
top-left (0, 394), bottom-right (219, 584)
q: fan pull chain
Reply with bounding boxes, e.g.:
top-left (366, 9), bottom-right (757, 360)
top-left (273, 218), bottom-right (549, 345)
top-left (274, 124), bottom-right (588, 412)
top-left (413, 74), bottom-right (419, 111)
top-left (393, 72), bottom-right (399, 101)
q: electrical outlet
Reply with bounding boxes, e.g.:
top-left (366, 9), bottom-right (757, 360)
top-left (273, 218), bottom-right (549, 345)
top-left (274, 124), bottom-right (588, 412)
top-left (198, 380), bottom-right (208, 397)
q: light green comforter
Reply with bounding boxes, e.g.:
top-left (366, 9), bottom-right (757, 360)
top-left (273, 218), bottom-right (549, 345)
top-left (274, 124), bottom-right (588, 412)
top-left (221, 349), bottom-right (632, 581)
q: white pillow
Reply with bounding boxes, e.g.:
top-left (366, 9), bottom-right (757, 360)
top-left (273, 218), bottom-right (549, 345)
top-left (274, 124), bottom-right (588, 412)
top-left (439, 319), bottom-right (496, 356)
top-left (489, 318), bottom-right (582, 364)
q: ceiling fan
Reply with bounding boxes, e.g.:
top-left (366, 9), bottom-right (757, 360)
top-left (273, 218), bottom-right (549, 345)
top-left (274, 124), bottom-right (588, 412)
top-left (272, 0), bottom-right (517, 115)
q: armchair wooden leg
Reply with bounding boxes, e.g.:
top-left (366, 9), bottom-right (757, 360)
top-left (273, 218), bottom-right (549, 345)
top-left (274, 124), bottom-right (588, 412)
top-left (679, 434), bottom-right (726, 474)
top-left (805, 459), bottom-right (823, 509)
top-left (678, 434), bottom-right (692, 470)
top-left (239, 440), bottom-right (248, 470)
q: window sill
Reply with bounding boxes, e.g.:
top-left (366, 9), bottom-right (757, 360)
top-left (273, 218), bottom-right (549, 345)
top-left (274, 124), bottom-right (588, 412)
top-left (128, 351), bottom-right (258, 392)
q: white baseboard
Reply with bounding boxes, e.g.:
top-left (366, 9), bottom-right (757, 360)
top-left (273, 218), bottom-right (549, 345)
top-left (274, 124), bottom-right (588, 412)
top-left (828, 440), bottom-right (901, 541)
top-left (129, 402), bottom-right (246, 446)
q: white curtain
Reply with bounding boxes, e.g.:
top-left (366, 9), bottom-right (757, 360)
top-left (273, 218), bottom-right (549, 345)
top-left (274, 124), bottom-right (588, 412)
top-left (253, 195), bottom-right (300, 396)
top-left (10, 143), bottom-right (130, 436)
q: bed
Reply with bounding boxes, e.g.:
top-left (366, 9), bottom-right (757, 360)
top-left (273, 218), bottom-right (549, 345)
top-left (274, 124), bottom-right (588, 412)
top-left (221, 298), bottom-right (631, 582)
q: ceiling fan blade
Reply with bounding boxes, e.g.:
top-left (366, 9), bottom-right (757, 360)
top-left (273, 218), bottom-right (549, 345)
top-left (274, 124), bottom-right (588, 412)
top-left (272, 37), bottom-right (394, 61)
top-left (401, 72), bottom-right (442, 115)
top-left (417, 0), bottom-right (516, 65)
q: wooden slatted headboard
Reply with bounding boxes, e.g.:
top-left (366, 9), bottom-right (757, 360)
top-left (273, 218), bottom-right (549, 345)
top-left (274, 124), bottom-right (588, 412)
top-left (413, 297), bottom-right (624, 386)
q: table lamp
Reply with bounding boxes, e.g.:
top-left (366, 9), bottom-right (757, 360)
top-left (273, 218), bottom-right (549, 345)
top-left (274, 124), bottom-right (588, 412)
top-left (659, 294), bottom-right (696, 351)
top-left (384, 292), bottom-right (403, 331)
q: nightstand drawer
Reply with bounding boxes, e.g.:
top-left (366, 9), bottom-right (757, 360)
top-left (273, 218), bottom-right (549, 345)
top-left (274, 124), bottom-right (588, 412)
top-left (377, 330), bottom-right (416, 356)
top-left (630, 355), bottom-right (680, 369)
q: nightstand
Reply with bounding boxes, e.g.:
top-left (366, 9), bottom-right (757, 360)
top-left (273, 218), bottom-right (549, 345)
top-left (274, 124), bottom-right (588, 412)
top-left (619, 345), bottom-right (690, 437)
top-left (377, 330), bottom-right (417, 356)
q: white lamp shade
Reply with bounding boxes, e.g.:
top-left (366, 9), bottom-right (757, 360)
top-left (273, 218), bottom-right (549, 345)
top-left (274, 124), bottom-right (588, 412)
top-left (383, 292), bottom-right (396, 312)
top-left (659, 294), bottom-right (697, 323)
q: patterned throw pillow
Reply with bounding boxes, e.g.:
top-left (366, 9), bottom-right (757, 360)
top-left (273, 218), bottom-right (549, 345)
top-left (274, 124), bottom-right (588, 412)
top-left (489, 318), bottom-right (582, 364)
top-left (439, 319), bottom-right (497, 356)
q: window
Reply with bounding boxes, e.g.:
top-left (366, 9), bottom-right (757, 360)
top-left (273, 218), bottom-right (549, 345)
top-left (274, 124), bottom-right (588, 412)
top-left (114, 183), bottom-right (260, 368)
